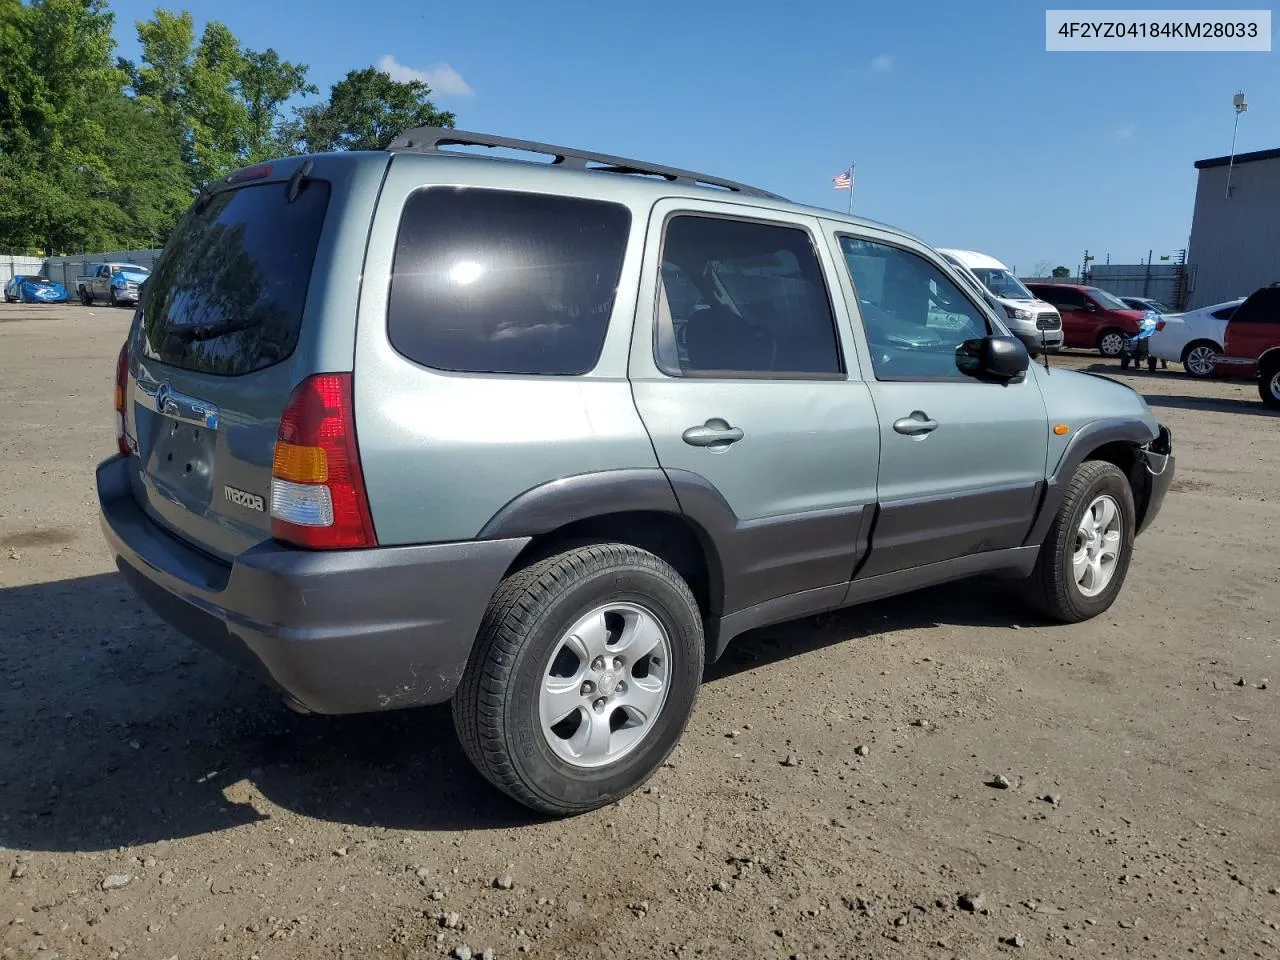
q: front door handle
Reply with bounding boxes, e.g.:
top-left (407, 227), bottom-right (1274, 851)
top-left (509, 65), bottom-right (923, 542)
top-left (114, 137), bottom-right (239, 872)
top-left (892, 411), bottom-right (938, 436)
top-left (682, 418), bottom-right (744, 448)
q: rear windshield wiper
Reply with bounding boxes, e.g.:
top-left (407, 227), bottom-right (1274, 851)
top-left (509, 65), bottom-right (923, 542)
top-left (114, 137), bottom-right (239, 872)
top-left (172, 318), bottom-right (256, 343)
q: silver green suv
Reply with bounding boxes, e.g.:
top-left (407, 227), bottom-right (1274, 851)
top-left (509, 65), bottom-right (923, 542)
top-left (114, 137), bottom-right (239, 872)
top-left (98, 129), bottom-right (1174, 815)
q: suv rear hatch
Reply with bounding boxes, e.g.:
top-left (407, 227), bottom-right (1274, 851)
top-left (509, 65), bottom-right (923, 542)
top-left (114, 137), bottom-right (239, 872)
top-left (124, 157), bottom-right (368, 562)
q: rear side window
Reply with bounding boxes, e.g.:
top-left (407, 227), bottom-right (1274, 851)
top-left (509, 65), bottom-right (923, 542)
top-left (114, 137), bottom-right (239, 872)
top-left (140, 179), bottom-right (331, 376)
top-left (387, 188), bottom-right (631, 375)
top-left (1231, 287), bottom-right (1280, 324)
top-left (655, 214), bottom-right (843, 377)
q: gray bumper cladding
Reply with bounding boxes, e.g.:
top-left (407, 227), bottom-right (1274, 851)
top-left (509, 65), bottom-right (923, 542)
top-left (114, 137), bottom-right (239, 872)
top-left (96, 455), bottom-right (529, 714)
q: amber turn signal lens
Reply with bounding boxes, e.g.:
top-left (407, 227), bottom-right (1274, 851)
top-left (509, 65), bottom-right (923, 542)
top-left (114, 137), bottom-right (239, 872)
top-left (272, 442), bottom-right (329, 483)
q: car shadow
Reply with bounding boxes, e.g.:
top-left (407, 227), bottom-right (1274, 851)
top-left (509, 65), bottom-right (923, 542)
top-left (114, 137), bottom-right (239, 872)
top-left (1077, 362), bottom-right (1185, 382)
top-left (0, 570), bottom-right (1036, 851)
top-left (706, 576), bottom-right (1036, 682)
top-left (1144, 393), bottom-right (1275, 418)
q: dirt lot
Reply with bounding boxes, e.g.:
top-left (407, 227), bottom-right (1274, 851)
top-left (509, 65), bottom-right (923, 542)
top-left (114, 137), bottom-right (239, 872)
top-left (1, 302), bottom-right (1277, 960)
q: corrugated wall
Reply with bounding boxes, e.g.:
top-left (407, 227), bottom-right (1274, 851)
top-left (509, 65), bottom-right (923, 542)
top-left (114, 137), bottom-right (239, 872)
top-left (1187, 157), bottom-right (1280, 308)
top-left (1, 256), bottom-right (47, 286)
top-left (41, 250), bottom-right (162, 291)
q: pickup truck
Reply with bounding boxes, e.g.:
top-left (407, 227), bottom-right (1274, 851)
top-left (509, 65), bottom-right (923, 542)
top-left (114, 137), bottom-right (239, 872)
top-left (76, 262), bottom-right (151, 307)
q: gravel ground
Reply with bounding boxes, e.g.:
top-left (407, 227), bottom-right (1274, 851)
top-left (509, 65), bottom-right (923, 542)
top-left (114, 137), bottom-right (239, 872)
top-left (2, 303), bottom-right (1278, 960)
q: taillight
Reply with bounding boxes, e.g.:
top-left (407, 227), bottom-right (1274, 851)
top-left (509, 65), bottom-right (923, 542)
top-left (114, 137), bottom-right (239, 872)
top-left (114, 342), bottom-right (129, 455)
top-left (269, 373), bottom-right (377, 550)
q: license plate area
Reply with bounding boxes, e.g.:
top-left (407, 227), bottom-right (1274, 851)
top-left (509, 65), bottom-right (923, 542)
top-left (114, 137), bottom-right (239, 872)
top-left (136, 378), bottom-right (221, 509)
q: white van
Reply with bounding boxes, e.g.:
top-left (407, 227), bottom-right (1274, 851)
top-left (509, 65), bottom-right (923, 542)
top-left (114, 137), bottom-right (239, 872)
top-left (937, 248), bottom-right (1064, 352)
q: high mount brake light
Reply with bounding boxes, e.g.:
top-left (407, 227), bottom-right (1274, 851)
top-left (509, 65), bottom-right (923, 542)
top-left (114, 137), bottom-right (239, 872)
top-left (269, 374), bottom-right (377, 550)
top-left (228, 163), bottom-right (272, 183)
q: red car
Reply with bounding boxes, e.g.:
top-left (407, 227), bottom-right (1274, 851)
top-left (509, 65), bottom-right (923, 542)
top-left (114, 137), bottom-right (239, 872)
top-left (1026, 283), bottom-right (1148, 358)
top-left (1211, 284), bottom-right (1280, 409)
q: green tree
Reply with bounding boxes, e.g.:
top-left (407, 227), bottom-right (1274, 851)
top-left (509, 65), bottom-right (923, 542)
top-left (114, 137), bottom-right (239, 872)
top-left (283, 66), bottom-right (454, 154)
top-left (1051, 265), bottom-right (1071, 279)
top-left (0, 0), bottom-right (142, 253)
top-left (121, 9), bottom-right (314, 188)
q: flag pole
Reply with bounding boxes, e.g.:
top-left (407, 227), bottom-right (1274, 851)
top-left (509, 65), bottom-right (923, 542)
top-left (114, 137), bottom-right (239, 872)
top-left (848, 162), bottom-right (855, 216)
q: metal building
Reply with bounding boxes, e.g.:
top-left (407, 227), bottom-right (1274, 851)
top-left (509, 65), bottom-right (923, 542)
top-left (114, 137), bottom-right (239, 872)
top-left (1186, 146), bottom-right (1280, 308)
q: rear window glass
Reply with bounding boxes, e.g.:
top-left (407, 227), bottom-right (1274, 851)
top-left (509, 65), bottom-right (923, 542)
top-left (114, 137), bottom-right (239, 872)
top-left (387, 187), bottom-right (631, 375)
top-left (139, 179), bottom-right (331, 376)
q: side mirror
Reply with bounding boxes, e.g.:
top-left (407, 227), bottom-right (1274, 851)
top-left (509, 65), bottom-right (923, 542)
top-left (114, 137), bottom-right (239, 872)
top-left (966, 334), bottom-right (1030, 382)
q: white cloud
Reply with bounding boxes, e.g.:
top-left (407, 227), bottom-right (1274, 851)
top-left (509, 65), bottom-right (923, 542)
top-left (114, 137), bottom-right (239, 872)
top-left (376, 54), bottom-right (474, 96)
top-left (871, 53), bottom-right (894, 72)
top-left (1115, 124), bottom-right (1135, 140)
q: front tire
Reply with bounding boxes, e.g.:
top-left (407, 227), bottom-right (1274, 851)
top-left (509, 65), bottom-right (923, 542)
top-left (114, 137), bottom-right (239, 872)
top-left (1098, 329), bottom-right (1126, 357)
top-left (1021, 460), bottom-right (1135, 623)
top-left (1180, 340), bottom-right (1219, 378)
top-left (453, 543), bottom-right (704, 816)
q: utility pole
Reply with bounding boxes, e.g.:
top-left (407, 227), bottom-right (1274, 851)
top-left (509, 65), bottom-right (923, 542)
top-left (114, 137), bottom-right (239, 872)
top-left (1226, 91), bottom-right (1248, 199)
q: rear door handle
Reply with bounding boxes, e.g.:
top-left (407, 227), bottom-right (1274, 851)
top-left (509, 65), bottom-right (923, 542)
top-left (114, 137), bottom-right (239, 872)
top-left (682, 418), bottom-right (744, 448)
top-left (892, 411), bottom-right (938, 436)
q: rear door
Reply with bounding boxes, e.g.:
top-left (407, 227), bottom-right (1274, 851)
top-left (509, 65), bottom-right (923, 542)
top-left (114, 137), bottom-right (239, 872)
top-left (1220, 287), bottom-right (1280, 376)
top-left (627, 199), bottom-right (880, 616)
top-left (123, 154), bottom-right (386, 561)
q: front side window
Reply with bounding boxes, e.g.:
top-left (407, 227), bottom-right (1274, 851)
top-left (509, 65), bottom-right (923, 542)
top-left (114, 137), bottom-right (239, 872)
top-left (839, 236), bottom-right (990, 380)
top-left (654, 214), bottom-right (843, 377)
top-left (387, 188), bottom-right (631, 376)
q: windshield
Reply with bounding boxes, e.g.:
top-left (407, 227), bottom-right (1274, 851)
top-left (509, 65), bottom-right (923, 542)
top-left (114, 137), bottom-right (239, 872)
top-left (971, 267), bottom-right (1033, 300)
top-left (111, 264), bottom-right (149, 275)
top-left (1087, 287), bottom-right (1132, 311)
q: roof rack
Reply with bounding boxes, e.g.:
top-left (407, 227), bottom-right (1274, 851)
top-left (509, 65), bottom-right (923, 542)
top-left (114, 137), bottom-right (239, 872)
top-left (386, 127), bottom-right (786, 201)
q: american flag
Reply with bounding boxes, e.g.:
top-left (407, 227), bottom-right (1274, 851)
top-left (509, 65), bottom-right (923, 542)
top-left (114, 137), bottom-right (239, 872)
top-left (833, 169), bottom-right (853, 189)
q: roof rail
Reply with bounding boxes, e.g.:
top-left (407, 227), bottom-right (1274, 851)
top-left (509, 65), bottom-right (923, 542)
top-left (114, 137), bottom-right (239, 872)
top-left (385, 127), bottom-right (786, 200)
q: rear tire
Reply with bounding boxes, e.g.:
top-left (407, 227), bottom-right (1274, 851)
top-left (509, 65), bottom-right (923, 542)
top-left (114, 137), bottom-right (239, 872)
top-left (1098, 329), bottom-right (1126, 357)
top-left (1180, 340), bottom-right (1219, 378)
top-left (1021, 460), bottom-right (1135, 623)
top-left (79, 288), bottom-right (92, 306)
top-left (1260, 363), bottom-right (1280, 411)
top-left (452, 543), bottom-right (704, 816)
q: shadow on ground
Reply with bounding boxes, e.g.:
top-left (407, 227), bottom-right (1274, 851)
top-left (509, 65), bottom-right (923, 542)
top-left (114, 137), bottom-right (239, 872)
top-left (1144, 393), bottom-right (1275, 418)
top-left (0, 569), bottom-right (1034, 852)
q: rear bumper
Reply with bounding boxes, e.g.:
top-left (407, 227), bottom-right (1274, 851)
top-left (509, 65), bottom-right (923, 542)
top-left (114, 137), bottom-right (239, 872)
top-left (96, 454), bottom-right (529, 714)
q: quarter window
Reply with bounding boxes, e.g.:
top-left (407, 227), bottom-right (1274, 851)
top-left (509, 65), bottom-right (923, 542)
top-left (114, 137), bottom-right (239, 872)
top-left (655, 215), bottom-right (843, 377)
top-left (387, 188), bottom-right (631, 376)
top-left (839, 237), bottom-right (990, 380)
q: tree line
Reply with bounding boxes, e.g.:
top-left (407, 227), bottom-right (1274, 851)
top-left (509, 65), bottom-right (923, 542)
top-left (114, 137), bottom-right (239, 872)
top-left (0, 0), bottom-right (457, 255)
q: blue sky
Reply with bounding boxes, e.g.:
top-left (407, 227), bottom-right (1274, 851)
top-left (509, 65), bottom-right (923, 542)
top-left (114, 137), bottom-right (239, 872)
top-left (106, 0), bottom-right (1277, 272)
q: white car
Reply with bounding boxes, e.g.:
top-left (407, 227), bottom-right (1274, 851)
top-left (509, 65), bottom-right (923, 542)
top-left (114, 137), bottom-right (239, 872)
top-left (1149, 298), bottom-right (1245, 377)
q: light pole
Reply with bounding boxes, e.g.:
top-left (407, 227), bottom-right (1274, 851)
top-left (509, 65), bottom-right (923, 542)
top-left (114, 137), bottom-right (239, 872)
top-left (1225, 90), bottom-right (1247, 199)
